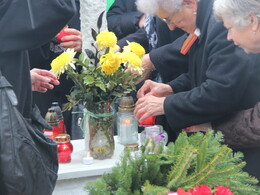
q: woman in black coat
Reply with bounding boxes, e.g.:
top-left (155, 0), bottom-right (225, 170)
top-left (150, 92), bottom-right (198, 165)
top-left (107, 0), bottom-right (144, 40)
top-left (0, 0), bottom-right (75, 119)
top-left (134, 0), bottom-right (260, 181)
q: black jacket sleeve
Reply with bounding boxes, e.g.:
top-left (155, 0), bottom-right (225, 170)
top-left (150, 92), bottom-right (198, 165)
top-left (117, 28), bottom-right (149, 52)
top-left (149, 34), bottom-right (189, 83)
top-left (0, 0), bottom-right (76, 53)
top-left (107, 0), bottom-right (143, 39)
top-left (164, 20), bottom-right (260, 131)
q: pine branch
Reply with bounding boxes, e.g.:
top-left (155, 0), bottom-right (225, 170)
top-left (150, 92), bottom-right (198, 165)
top-left (85, 130), bottom-right (260, 194)
top-left (142, 181), bottom-right (170, 195)
top-left (167, 147), bottom-right (197, 188)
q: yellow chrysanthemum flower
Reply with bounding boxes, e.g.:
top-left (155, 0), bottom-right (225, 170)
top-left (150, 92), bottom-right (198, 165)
top-left (123, 41), bottom-right (145, 58)
top-left (121, 52), bottom-right (143, 75)
top-left (50, 48), bottom-right (76, 78)
top-left (109, 45), bottom-right (120, 53)
top-left (96, 31), bottom-right (117, 50)
top-left (99, 52), bottom-right (121, 75)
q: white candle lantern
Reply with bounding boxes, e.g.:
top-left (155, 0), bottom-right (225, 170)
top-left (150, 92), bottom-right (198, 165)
top-left (117, 96), bottom-right (138, 145)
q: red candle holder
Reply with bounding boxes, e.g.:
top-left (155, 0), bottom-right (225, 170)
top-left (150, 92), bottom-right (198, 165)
top-left (54, 134), bottom-right (73, 163)
top-left (138, 113), bottom-right (156, 127)
top-left (56, 31), bottom-right (71, 42)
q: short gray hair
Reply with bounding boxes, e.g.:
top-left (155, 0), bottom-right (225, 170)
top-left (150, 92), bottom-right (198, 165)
top-left (136, 0), bottom-right (183, 16)
top-left (214, 0), bottom-right (260, 28)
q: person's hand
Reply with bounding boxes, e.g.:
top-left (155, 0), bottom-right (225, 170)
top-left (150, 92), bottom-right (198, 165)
top-left (135, 54), bottom-right (155, 84)
top-left (59, 28), bottom-right (82, 52)
top-left (138, 14), bottom-right (145, 28)
top-left (30, 68), bottom-right (60, 92)
top-left (137, 79), bottom-right (173, 98)
top-left (134, 95), bottom-right (165, 122)
top-left (183, 123), bottom-right (212, 132)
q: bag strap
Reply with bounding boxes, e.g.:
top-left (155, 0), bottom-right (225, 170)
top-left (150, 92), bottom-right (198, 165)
top-left (0, 76), bottom-right (12, 88)
top-left (0, 74), bottom-right (18, 106)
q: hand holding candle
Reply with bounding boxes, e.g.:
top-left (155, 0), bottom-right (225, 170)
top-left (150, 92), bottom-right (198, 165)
top-left (138, 113), bottom-right (156, 126)
top-left (56, 25), bottom-right (71, 42)
top-left (56, 26), bottom-right (82, 52)
top-left (134, 95), bottom-right (166, 125)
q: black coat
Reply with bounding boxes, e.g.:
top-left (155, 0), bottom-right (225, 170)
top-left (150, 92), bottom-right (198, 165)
top-left (0, 0), bottom-right (76, 119)
top-left (107, 0), bottom-right (143, 40)
top-left (30, 0), bottom-right (81, 118)
top-left (150, 0), bottom-right (260, 181)
top-left (117, 16), bottom-right (186, 62)
top-left (150, 0), bottom-right (260, 131)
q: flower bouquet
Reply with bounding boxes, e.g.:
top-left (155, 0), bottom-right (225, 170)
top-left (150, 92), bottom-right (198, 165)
top-left (50, 12), bottom-right (145, 159)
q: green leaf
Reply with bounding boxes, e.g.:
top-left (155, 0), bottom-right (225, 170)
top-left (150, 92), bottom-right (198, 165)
top-left (91, 28), bottom-right (98, 41)
top-left (83, 75), bottom-right (95, 85)
top-left (96, 82), bottom-right (106, 92)
top-left (85, 48), bottom-right (95, 59)
top-left (78, 52), bottom-right (85, 62)
top-left (97, 11), bottom-right (105, 31)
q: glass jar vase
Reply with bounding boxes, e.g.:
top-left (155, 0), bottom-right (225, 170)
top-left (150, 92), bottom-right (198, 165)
top-left (85, 102), bottom-right (115, 160)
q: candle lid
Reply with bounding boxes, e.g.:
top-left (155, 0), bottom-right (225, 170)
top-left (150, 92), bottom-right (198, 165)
top-left (54, 134), bottom-right (71, 143)
top-left (118, 96), bottom-right (135, 112)
top-left (124, 143), bottom-right (139, 151)
top-left (45, 108), bottom-right (59, 126)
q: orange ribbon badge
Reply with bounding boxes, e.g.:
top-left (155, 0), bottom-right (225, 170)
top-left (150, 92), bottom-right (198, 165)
top-left (180, 28), bottom-right (201, 55)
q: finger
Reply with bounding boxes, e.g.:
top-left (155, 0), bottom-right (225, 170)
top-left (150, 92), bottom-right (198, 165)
top-left (137, 87), bottom-right (145, 98)
top-left (33, 86), bottom-right (48, 93)
top-left (36, 69), bottom-right (58, 79)
top-left (134, 105), bottom-right (146, 120)
top-left (135, 98), bottom-right (145, 107)
top-left (49, 79), bottom-right (60, 86)
top-left (60, 41), bottom-right (78, 49)
top-left (39, 88), bottom-right (48, 93)
top-left (34, 75), bottom-right (51, 83)
top-left (36, 73), bottom-right (60, 85)
top-left (61, 35), bottom-right (79, 42)
top-left (63, 28), bottom-right (81, 35)
top-left (138, 111), bottom-right (150, 122)
top-left (39, 83), bottom-right (55, 90)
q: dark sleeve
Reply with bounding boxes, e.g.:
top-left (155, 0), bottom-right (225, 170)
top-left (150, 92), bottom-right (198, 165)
top-left (107, 0), bottom-right (143, 39)
top-left (164, 22), bottom-right (259, 131)
top-left (168, 73), bottom-right (191, 93)
top-left (0, 0), bottom-right (76, 53)
top-left (117, 28), bottom-right (149, 52)
top-left (149, 35), bottom-right (189, 83)
top-left (212, 102), bottom-right (260, 149)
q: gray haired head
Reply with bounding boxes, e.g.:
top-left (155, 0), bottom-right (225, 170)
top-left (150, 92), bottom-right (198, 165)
top-left (214, 0), bottom-right (260, 28)
top-left (136, 0), bottom-right (183, 16)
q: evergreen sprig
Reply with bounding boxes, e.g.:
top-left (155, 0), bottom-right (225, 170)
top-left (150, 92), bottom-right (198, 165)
top-left (85, 130), bottom-right (260, 194)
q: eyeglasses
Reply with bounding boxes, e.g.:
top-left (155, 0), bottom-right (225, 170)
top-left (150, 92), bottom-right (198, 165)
top-left (162, 15), bottom-right (175, 27)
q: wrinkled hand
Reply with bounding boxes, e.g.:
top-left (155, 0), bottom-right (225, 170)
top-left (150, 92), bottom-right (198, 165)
top-left (135, 54), bottom-right (155, 84)
top-left (60, 28), bottom-right (82, 52)
top-left (137, 79), bottom-right (173, 98)
top-left (183, 123), bottom-right (212, 132)
top-left (31, 68), bottom-right (60, 92)
top-left (134, 95), bottom-right (165, 122)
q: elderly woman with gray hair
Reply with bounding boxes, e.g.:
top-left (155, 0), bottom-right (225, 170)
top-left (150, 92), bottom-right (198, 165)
top-left (134, 0), bottom-right (260, 181)
top-left (184, 0), bottom-right (260, 148)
